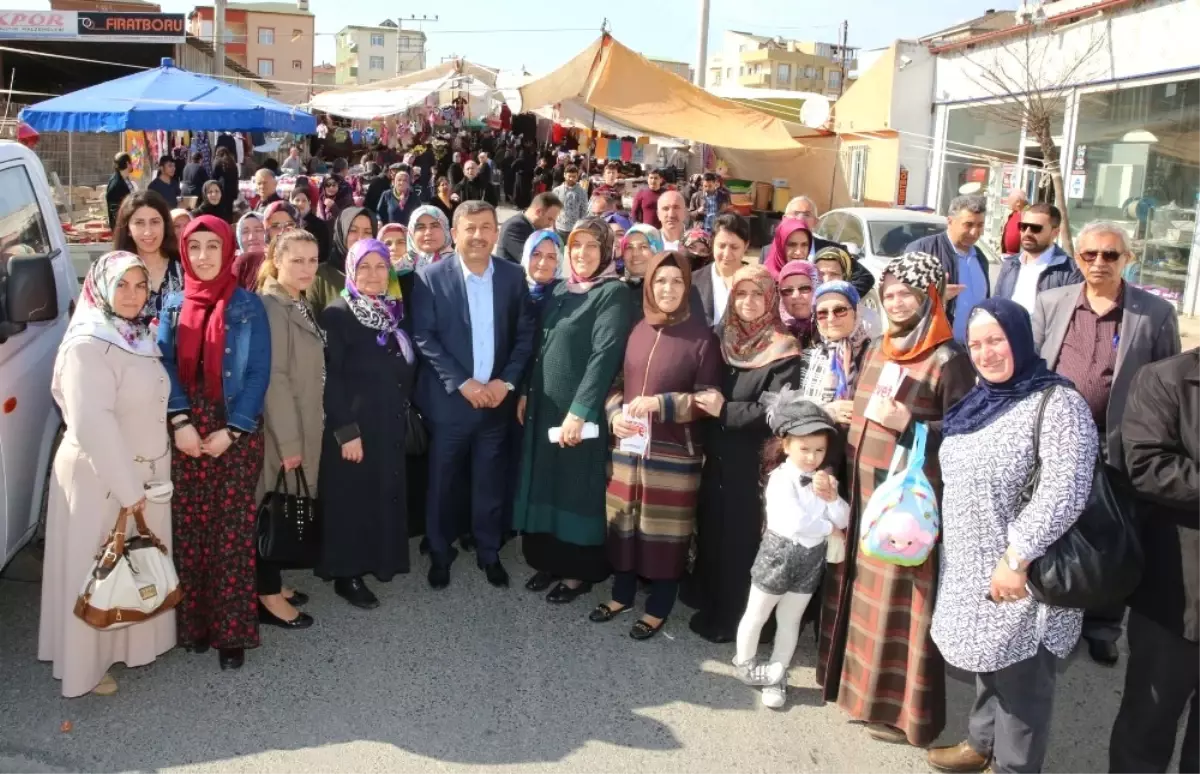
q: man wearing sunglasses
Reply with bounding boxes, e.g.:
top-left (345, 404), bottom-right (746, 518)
top-left (1032, 219), bottom-right (1180, 667)
top-left (992, 203), bottom-right (1082, 313)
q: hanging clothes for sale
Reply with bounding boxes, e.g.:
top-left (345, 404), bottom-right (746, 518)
top-left (350, 127), bottom-right (362, 145)
top-left (620, 139), bottom-right (633, 162)
top-left (594, 137), bottom-right (609, 159)
top-left (190, 132), bottom-right (212, 173)
top-left (551, 122), bottom-right (566, 146)
top-left (607, 140), bottom-right (622, 161)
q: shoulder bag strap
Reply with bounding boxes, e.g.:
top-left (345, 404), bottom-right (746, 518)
top-left (1031, 386), bottom-right (1056, 459)
top-left (294, 467), bottom-right (312, 499)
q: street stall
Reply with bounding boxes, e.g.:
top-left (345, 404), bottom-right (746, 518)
top-left (19, 56), bottom-right (316, 272)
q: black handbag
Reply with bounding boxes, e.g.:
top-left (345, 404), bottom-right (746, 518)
top-left (256, 468), bottom-right (321, 565)
top-left (1019, 387), bottom-right (1142, 609)
top-left (405, 401), bottom-right (428, 456)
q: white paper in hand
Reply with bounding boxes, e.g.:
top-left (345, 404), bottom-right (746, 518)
top-left (617, 405), bottom-right (651, 457)
top-left (547, 423), bottom-right (600, 443)
top-left (865, 362), bottom-right (908, 424)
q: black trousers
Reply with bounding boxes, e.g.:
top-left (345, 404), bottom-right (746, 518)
top-left (256, 558), bottom-right (282, 595)
top-left (1110, 610), bottom-right (1199, 773)
top-left (612, 572), bottom-right (678, 619)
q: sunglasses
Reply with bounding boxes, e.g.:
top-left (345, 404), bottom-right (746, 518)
top-left (1079, 249), bottom-right (1124, 263)
top-left (816, 305), bottom-right (852, 321)
top-left (780, 286), bottom-right (813, 297)
top-left (1018, 222), bottom-right (1044, 234)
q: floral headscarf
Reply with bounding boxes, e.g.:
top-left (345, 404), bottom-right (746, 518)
top-left (811, 280), bottom-right (867, 400)
top-left (406, 204), bottom-right (454, 270)
top-left (521, 229), bottom-right (564, 299)
top-left (62, 250), bottom-right (158, 357)
top-left (717, 264), bottom-right (802, 369)
top-left (777, 260), bottom-right (820, 344)
top-left (682, 227), bottom-right (714, 270)
top-left (378, 222), bottom-right (412, 274)
top-left (341, 238), bottom-right (414, 364)
top-left (565, 216), bottom-right (620, 295)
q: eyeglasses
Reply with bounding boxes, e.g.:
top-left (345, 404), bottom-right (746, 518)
top-left (779, 286), bottom-right (813, 297)
top-left (815, 305), bottom-right (852, 321)
top-left (1079, 249), bottom-right (1124, 263)
top-left (1018, 222), bottom-right (1044, 234)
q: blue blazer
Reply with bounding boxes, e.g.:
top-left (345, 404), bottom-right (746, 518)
top-left (411, 254), bottom-right (535, 424)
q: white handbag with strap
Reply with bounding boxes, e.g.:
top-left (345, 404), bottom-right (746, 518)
top-left (74, 505), bottom-right (181, 631)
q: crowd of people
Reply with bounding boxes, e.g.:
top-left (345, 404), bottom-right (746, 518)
top-left (47, 134), bottom-right (1197, 774)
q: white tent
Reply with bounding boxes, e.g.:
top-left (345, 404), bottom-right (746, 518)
top-left (310, 60), bottom-right (500, 120)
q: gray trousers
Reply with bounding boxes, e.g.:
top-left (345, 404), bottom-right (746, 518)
top-left (967, 646), bottom-right (1058, 773)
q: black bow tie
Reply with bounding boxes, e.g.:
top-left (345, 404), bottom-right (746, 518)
top-left (798, 474), bottom-right (813, 487)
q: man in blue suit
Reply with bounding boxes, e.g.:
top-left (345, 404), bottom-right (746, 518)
top-left (411, 200), bottom-right (535, 589)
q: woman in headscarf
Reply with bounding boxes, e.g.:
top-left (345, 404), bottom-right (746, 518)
top-left (928, 297), bottom-right (1095, 774)
top-left (430, 176), bottom-right (455, 220)
top-left (159, 215), bottom-right (271, 671)
top-left (40, 251), bottom-right (175, 697)
top-left (777, 260), bottom-right (819, 348)
top-left (604, 211), bottom-right (632, 255)
top-left (682, 227), bottom-right (714, 271)
top-left (191, 180), bottom-right (225, 222)
top-left (290, 185), bottom-right (331, 260)
top-left (263, 200), bottom-right (300, 242)
top-left (514, 216), bottom-right (633, 602)
top-left (307, 206), bottom-right (378, 313)
top-left (812, 245), bottom-right (883, 338)
top-left (170, 208), bottom-right (192, 235)
top-left (797, 281), bottom-right (872, 427)
top-left (764, 218), bottom-right (813, 279)
top-left (595, 251), bottom-right (722, 639)
top-left (520, 228), bottom-right (564, 313)
top-left (316, 239), bottom-right (417, 610)
top-left (687, 264), bottom-right (804, 643)
top-left (406, 204), bottom-right (454, 272)
top-left (231, 212), bottom-right (267, 291)
top-left (619, 223), bottom-right (663, 324)
top-left (316, 174), bottom-right (354, 224)
top-left (378, 222), bottom-right (410, 276)
top-left (816, 251), bottom-right (974, 748)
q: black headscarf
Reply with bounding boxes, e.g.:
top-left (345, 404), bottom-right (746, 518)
top-left (943, 297), bottom-right (1074, 437)
top-left (328, 206), bottom-right (378, 267)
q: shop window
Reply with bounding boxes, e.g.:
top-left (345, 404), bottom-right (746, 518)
top-left (939, 104), bottom-right (1022, 217)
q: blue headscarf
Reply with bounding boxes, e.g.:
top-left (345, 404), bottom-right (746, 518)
top-left (520, 229), bottom-right (563, 302)
top-left (943, 297), bottom-right (1073, 437)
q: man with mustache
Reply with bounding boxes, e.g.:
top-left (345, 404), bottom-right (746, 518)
top-left (411, 200), bottom-right (535, 590)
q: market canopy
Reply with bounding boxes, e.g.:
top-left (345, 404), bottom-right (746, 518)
top-left (19, 58), bottom-right (316, 134)
top-left (519, 35), bottom-right (816, 151)
top-left (310, 59), bottom-right (500, 120)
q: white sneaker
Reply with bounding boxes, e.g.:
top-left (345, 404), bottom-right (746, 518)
top-left (761, 671), bottom-right (788, 709)
top-left (733, 657), bottom-right (785, 686)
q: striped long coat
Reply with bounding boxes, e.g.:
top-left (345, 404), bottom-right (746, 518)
top-left (815, 338), bottom-right (974, 747)
top-left (604, 316), bottom-right (722, 580)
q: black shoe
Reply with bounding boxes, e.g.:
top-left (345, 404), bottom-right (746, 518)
top-left (630, 617), bottom-right (666, 641)
top-left (479, 560), bottom-right (509, 588)
top-left (689, 611), bottom-right (735, 644)
top-left (284, 590), bottom-right (309, 608)
top-left (458, 533), bottom-right (476, 552)
top-left (218, 648), bottom-right (244, 670)
top-left (525, 570), bottom-right (555, 592)
top-left (428, 562), bottom-right (451, 590)
top-left (1087, 638), bottom-right (1119, 666)
top-left (258, 602), bottom-right (314, 629)
top-left (334, 577), bottom-right (380, 610)
top-left (546, 581), bottom-right (592, 604)
top-left (589, 602), bottom-right (630, 622)
top-left (182, 640), bottom-right (209, 655)
top-left (419, 536), bottom-right (430, 555)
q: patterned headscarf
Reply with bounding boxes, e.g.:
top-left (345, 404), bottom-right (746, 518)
top-left (778, 260), bottom-right (820, 344)
top-left (62, 250), bottom-right (158, 357)
top-left (812, 280), bottom-right (867, 400)
top-left (565, 216), bottom-right (620, 295)
top-left (718, 264), bottom-right (802, 369)
top-left (879, 251), bottom-right (953, 363)
top-left (341, 238), bottom-right (414, 364)
top-left (378, 222), bottom-right (412, 274)
top-left (764, 218), bottom-right (813, 279)
top-left (406, 204), bottom-right (454, 270)
top-left (521, 229), bottom-right (564, 299)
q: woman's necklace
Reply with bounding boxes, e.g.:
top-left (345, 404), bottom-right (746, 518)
top-left (141, 251), bottom-right (168, 289)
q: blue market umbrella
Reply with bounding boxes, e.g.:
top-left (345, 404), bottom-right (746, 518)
top-left (19, 57), bottom-right (316, 134)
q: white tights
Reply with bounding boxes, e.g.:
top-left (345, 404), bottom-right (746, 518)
top-left (735, 587), bottom-right (814, 668)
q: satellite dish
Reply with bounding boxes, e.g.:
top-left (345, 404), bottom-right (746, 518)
top-left (799, 96), bottom-right (831, 129)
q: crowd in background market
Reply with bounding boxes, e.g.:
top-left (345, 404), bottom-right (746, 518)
top-left (59, 124), bottom-right (1199, 774)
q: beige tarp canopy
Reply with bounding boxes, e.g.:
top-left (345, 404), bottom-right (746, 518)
top-left (310, 59), bottom-right (499, 119)
top-left (519, 35), bottom-right (816, 151)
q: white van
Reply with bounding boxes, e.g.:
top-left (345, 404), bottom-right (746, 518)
top-left (0, 141), bottom-right (79, 569)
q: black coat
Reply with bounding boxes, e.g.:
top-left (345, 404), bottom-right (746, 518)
top-left (689, 355), bottom-right (805, 632)
top-left (180, 162), bottom-right (210, 197)
top-left (1121, 349), bottom-right (1200, 641)
top-left (301, 212), bottom-right (331, 263)
top-left (316, 298), bottom-right (417, 581)
top-left (105, 173), bottom-right (132, 227)
top-left (363, 177), bottom-right (390, 215)
top-left (454, 176), bottom-right (496, 206)
top-left (214, 162), bottom-right (239, 223)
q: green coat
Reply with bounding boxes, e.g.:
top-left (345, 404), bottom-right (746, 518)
top-left (514, 280), bottom-right (633, 546)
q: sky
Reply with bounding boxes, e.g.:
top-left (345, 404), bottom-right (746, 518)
top-left (0, 0), bottom-right (1011, 75)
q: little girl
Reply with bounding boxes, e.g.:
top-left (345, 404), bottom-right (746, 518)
top-left (733, 390), bottom-right (849, 709)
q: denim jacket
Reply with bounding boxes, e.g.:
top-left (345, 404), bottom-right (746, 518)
top-left (158, 287), bottom-right (271, 431)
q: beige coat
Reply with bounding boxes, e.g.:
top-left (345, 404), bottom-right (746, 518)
top-left (39, 337), bottom-right (176, 697)
top-left (258, 278), bottom-right (326, 499)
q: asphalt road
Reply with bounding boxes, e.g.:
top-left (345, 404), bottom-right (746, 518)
top-left (1, 537), bottom-right (1131, 774)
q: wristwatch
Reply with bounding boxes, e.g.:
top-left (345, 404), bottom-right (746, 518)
top-left (504, 382), bottom-right (515, 392)
top-left (1005, 551), bottom-right (1024, 572)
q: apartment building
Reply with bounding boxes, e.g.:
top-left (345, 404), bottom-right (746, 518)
top-left (188, 0), bottom-right (314, 104)
top-left (649, 57), bottom-right (694, 82)
top-left (334, 21), bottom-right (428, 85)
top-left (706, 30), bottom-right (857, 98)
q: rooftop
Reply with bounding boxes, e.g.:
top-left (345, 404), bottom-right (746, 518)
top-left (190, 2), bottom-right (313, 17)
top-left (918, 8), bottom-right (1016, 42)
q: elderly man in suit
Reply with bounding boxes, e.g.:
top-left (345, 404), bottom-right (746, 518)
top-left (411, 200), bottom-right (535, 590)
top-left (1033, 219), bottom-right (1180, 667)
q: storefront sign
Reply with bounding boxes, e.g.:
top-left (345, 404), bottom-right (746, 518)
top-left (1068, 173), bottom-right (1086, 199)
top-left (0, 11), bottom-right (74, 39)
top-left (896, 166), bottom-right (909, 205)
top-left (1072, 144), bottom-right (1087, 174)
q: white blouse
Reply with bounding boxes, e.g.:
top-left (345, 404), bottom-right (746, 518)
top-left (764, 463), bottom-right (850, 548)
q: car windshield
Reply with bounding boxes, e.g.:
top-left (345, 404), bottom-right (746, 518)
top-left (869, 221), bottom-right (945, 258)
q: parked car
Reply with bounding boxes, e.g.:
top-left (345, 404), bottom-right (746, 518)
top-left (0, 141), bottom-right (78, 570)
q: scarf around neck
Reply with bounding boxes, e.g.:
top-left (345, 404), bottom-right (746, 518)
top-left (177, 215), bottom-right (238, 399)
top-left (718, 264), bottom-right (802, 369)
top-left (63, 250), bottom-right (159, 357)
top-left (342, 238), bottom-right (414, 364)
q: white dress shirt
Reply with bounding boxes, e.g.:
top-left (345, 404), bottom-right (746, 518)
top-left (460, 257), bottom-right (496, 385)
top-left (763, 463), bottom-right (850, 547)
top-left (711, 263), bottom-right (731, 328)
top-left (1011, 246), bottom-right (1054, 314)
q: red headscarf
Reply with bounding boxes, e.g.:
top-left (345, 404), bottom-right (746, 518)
top-left (176, 215), bottom-right (237, 400)
top-left (764, 218), bottom-right (813, 279)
